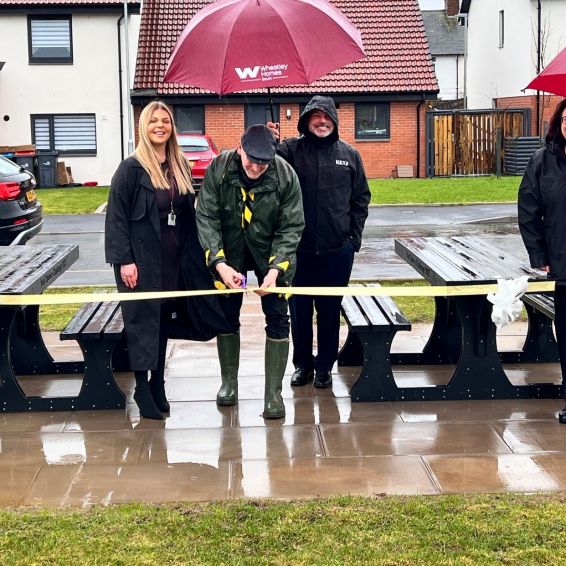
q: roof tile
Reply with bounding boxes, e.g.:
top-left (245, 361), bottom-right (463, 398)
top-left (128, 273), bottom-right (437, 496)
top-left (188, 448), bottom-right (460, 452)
top-left (0, 0), bottom-right (138, 5)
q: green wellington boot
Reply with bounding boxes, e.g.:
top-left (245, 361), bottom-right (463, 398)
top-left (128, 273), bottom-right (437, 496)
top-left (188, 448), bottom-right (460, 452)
top-left (216, 333), bottom-right (240, 406)
top-left (263, 337), bottom-right (289, 419)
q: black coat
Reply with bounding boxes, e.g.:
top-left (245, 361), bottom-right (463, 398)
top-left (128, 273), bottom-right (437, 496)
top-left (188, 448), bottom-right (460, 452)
top-left (105, 156), bottom-right (231, 371)
top-left (518, 140), bottom-right (566, 280)
top-left (277, 95), bottom-right (370, 255)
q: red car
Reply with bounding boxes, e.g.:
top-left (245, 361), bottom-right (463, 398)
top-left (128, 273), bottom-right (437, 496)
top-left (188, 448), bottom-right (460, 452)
top-left (177, 134), bottom-right (219, 191)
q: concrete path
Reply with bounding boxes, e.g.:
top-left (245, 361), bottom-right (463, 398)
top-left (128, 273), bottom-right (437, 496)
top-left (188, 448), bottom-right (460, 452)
top-left (2, 293), bottom-right (565, 507)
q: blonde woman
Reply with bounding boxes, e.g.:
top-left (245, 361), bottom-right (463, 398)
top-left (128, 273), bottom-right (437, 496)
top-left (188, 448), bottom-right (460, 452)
top-left (105, 101), bottom-right (229, 419)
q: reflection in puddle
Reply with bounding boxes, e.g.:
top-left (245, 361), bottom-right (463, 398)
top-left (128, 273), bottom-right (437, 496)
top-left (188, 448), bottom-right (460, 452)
top-left (41, 434), bottom-right (86, 465)
top-left (497, 455), bottom-right (558, 491)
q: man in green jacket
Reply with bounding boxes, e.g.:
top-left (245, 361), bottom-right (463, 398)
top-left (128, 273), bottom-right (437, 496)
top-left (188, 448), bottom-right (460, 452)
top-left (196, 125), bottom-right (304, 419)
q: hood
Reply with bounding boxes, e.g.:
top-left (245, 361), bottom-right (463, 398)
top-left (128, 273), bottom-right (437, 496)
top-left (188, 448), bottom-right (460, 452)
top-left (297, 95), bottom-right (339, 142)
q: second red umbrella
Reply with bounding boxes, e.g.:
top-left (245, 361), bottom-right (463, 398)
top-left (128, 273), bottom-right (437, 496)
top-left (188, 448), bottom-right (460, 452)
top-left (526, 45), bottom-right (566, 97)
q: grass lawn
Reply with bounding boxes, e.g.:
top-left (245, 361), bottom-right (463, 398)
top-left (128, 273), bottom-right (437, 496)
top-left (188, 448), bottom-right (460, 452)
top-left (33, 176), bottom-right (521, 214)
top-left (371, 175), bottom-right (520, 205)
top-left (36, 187), bottom-right (109, 214)
top-left (2, 495), bottom-right (566, 564)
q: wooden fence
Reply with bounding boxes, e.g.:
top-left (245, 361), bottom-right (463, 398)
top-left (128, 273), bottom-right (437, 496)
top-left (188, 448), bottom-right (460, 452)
top-left (427, 109), bottom-right (529, 176)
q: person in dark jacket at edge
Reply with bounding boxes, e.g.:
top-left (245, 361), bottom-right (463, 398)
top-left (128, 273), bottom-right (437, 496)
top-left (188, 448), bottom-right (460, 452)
top-left (518, 98), bottom-right (566, 424)
top-left (268, 96), bottom-right (370, 389)
top-left (106, 101), bottom-right (230, 420)
top-left (196, 125), bottom-right (304, 419)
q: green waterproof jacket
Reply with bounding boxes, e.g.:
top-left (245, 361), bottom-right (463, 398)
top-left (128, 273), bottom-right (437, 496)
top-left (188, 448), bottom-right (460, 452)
top-left (196, 150), bottom-right (304, 286)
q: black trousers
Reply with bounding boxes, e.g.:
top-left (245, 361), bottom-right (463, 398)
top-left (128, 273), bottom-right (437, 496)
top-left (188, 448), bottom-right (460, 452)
top-left (290, 242), bottom-right (355, 372)
top-left (553, 282), bottom-right (566, 401)
top-left (220, 268), bottom-right (290, 340)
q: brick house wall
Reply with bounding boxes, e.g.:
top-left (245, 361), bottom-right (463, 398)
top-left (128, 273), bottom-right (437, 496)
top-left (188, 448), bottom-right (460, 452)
top-left (134, 100), bottom-right (428, 178)
top-left (496, 94), bottom-right (564, 137)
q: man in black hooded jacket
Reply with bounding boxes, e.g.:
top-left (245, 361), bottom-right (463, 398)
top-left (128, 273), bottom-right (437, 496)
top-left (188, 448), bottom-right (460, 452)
top-left (269, 95), bottom-right (370, 389)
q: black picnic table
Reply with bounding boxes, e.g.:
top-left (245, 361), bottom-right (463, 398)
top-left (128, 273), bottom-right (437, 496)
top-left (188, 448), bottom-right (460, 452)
top-left (0, 244), bottom-right (86, 411)
top-left (391, 235), bottom-right (562, 401)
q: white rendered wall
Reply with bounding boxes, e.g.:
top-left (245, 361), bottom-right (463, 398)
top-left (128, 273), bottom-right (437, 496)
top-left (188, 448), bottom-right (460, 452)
top-left (0, 12), bottom-right (139, 185)
top-left (419, 0), bottom-right (445, 9)
top-left (433, 55), bottom-right (462, 100)
top-left (466, 0), bottom-right (566, 109)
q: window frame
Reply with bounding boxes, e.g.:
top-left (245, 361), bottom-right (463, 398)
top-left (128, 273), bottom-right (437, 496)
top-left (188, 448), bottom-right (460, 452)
top-left (31, 113), bottom-right (97, 156)
top-left (354, 102), bottom-right (390, 141)
top-left (174, 105), bottom-right (205, 134)
top-left (244, 103), bottom-right (280, 130)
top-left (28, 15), bottom-right (73, 64)
top-left (498, 10), bottom-right (504, 48)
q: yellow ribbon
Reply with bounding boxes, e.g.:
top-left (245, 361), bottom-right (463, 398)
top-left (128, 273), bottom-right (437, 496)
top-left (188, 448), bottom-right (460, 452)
top-left (0, 281), bottom-right (556, 306)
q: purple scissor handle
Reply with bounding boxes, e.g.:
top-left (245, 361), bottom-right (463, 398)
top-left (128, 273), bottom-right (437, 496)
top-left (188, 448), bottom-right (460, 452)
top-left (241, 275), bottom-right (247, 289)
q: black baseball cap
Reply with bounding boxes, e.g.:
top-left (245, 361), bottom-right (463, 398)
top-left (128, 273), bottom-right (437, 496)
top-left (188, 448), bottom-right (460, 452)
top-left (240, 124), bottom-right (277, 164)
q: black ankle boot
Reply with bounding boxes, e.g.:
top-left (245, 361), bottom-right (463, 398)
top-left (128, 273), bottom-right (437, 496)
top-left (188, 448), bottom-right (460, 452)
top-left (149, 370), bottom-right (170, 413)
top-left (134, 371), bottom-right (163, 420)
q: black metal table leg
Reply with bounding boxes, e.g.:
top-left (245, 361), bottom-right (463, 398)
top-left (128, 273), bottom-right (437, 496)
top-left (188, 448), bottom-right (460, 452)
top-left (0, 309), bottom-right (33, 411)
top-left (390, 297), bottom-right (461, 365)
top-left (338, 329), bottom-right (364, 366)
top-left (10, 306), bottom-right (84, 375)
top-left (350, 328), bottom-right (400, 401)
top-left (440, 296), bottom-right (561, 399)
top-left (499, 302), bottom-right (560, 363)
top-left (74, 339), bottom-right (126, 410)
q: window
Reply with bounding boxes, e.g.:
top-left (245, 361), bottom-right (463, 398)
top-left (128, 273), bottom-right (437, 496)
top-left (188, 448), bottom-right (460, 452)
top-left (355, 103), bottom-right (390, 140)
top-left (28, 16), bottom-right (73, 63)
top-left (174, 106), bottom-right (204, 133)
top-left (31, 114), bottom-right (96, 155)
top-left (245, 103), bottom-right (279, 129)
top-left (498, 10), bottom-right (504, 48)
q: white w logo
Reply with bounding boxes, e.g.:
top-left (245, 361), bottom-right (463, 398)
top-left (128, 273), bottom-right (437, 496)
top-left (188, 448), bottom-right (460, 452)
top-left (235, 66), bottom-right (260, 80)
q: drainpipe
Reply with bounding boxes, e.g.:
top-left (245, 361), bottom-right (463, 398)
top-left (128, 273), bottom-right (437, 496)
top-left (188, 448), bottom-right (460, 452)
top-left (455, 55), bottom-right (459, 100)
top-left (123, 0), bottom-right (134, 154)
top-left (416, 96), bottom-right (425, 178)
top-left (117, 15), bottom-right (125, 161)
top-left (536, 0), bottom-right (541, 136)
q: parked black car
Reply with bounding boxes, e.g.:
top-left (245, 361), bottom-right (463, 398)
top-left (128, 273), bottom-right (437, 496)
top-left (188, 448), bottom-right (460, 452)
top-left (0, 155), bottom-right (42, 245)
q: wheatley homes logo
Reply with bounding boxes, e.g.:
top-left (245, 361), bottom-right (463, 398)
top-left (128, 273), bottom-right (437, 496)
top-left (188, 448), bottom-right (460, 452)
top-left (235, 64), bottom-right (289, 83)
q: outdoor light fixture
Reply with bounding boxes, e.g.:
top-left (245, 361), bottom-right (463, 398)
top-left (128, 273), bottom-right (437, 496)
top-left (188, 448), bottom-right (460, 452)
top-left (286, 108), bottom-right (292, 120)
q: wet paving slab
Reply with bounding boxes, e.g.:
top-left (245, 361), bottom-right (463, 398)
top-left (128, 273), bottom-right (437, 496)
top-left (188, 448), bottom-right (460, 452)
top-left (0, 292), bottom-right (565, 507)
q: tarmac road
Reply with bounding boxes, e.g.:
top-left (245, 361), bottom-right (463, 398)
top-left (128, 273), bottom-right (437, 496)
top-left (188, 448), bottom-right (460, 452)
top-left (30, 203), bottom-right (524, 286)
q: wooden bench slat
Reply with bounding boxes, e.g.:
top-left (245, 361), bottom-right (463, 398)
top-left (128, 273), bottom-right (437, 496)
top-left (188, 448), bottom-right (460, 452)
top-left (103, 306), bottom-right (124, 334)
top-left (82, 301), bottom-right (121, 336)
top-left (341, 295), bottom-right (367, 327)
top-left (523, 293), bottom-right (555, 320)
top-left (377, 295), bottom-right (411, 329)
top-left (341, 284), bottom-right (411, 331)
top-left (356, 295), bottom-right (390, 328)
top-left (60, 301), bottom-right (100, 340)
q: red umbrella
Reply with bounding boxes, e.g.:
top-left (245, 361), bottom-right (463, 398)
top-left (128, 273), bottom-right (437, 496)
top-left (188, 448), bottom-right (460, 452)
top-left (164, 0), bottom-right (365, 116)
top-left (526, 45), bottom-right (566, 96)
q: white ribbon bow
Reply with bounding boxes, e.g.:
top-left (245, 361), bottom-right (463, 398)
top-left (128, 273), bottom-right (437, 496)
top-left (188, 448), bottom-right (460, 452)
top-left (487, 276), bottom-right (529, 329)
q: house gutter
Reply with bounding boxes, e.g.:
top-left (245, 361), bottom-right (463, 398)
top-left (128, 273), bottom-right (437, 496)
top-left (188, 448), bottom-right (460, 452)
top-left (416, 96), bottom-right (425, 178)
top-left (117, 15), bottom-right (125, 161)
